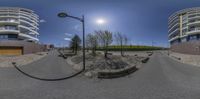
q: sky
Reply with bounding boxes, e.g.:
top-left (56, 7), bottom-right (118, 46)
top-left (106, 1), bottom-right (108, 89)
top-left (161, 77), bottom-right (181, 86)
top-left (0, 0), bottom-right (200, 47)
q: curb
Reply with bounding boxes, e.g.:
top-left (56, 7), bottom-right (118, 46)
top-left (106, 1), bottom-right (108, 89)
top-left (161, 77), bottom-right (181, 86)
top-left (141, 57), bottom-right (149, 63)
top-left (97, 65), bottom-right (138, 79)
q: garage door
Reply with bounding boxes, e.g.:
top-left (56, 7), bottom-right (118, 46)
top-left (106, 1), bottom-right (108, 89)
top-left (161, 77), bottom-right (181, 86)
top-left (0, 47), bottom-right (23, 56)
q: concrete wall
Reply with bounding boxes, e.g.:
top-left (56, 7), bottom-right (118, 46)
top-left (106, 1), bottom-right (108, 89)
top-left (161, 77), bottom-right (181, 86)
top-left (0, 40), bottom-right (46, 54)
top-left (170, 40), bottom-right (200, 55)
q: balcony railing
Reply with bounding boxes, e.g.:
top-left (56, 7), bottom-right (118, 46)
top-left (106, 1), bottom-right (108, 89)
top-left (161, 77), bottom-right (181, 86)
top-left (0, 29), bottom-right (19, 33)
top-left (19, 16), bottom-right (38, 25)
top-left (18, 25), bottom-right (39, 35)
top-left (169, 15), bottom-right (179, 23)
top-left (19, 19), bottom-right (38, 29)
top-left (20, 13), bottom-right (38, 22)
top-left (189, 27), bottom-right (200, 31)
top-left (0, 25), bottom-right (18, 30)
top-left (188, 21), bottom-right (200, 26)
top-left (0, 14), bottom-right (19, 18)
top-left (168, 23), bottom-right (179, 32)
top-left (188, 15), bottom-right (200, 20)
top-left (168, 19), bottom-right (179, 28)
top-left (0, 19), bottom-right (19, 23)
top-left (187, 28), bottom-right (200, 35)
top-left (18, 33), bottom-right (39, 41)
top-left (168, 36), bottom-right (180, 42)
top-left (168, 28), bottom-right (180, 37)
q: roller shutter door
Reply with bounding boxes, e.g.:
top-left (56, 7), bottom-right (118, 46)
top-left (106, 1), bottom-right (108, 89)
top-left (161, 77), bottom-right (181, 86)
top-left (0, 47), bottom-right (22, 55)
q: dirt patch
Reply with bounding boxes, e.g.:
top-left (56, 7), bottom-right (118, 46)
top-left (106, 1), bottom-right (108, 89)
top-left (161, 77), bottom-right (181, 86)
top-left (70, 52), bottom-right (148, 78)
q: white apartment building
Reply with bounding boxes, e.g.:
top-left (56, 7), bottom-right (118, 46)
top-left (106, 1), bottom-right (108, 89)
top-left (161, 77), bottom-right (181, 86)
top-left (0, 7), bottom-right (39, 42)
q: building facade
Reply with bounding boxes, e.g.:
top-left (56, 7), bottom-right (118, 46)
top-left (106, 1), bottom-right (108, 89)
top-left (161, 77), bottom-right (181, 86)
top-left (0, 7), bottom-right (39, 42)
top-left (169, 7), bottom-right (200, 55)
top-left (0, 7), bottom-right (45, 55)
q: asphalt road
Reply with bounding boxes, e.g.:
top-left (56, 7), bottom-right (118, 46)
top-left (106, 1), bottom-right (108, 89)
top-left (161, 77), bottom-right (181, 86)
top-left (0, 51), bottom-right (200, 99)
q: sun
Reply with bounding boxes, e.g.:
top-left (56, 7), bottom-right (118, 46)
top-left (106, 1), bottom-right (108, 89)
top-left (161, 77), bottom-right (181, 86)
top-left (96, 18), bottom-right (106, 25)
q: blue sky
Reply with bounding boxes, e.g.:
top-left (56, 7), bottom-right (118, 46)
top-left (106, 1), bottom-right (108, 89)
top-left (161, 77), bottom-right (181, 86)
top-left (0, 0), bottom-right (200, 47)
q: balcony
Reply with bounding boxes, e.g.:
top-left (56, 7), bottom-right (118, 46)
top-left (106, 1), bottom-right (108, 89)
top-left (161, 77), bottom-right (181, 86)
top-left (168, 23), bottom-right (179, 32)
top-left (168, 19), bottom-right (179, 28)
top-left (19, 16), bottom-right (38, 25)
top-left (187, 21), bottom-right (200, 26)
top-left (187, 28), bottom-right (200, 35)
top-left (168, 28), bottom-right (180, 37)
top-left (20, 10), bottom-right (39, 17)
top-left (169, 18), bottom-right (179, 25)
top-left (188, 12), bottom-right (200, 17)
top-left (169, 36), bottom-right (180, 42)
top-left (20, 14), bottom-right (38, 22)
top-left (0, 20), bottom-right (19, 25)
top-left (18, 33), bottom-right (39, 41)
top-left (188, 15), bottom-right (200, 20)
top-left (18, 25), bottom-right (39, 35)
top-left (168, 36), bottom-right (180, 42)
top-left (169, 16), bottom-right (179, 23)
top-left (19, 19), bottom-right (38, 29)
top-left (0, 29), bottom-right (19, 34)
top-left (0, 15), bottom-right (19, 19)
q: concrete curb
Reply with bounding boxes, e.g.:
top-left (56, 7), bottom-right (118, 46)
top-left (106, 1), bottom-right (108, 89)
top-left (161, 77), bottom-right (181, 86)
top-left (141, 57), bottom-right (150, 63)
top-left (97, 65), bottom-right (138, 79)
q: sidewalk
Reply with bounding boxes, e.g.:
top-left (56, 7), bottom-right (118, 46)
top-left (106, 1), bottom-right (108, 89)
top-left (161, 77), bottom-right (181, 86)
top-left (169, 51), bottom-right (200, 67)
top-left (0, 52), bottom-right (47, 67)
top-left (15, 50), bottom-right (76, 79)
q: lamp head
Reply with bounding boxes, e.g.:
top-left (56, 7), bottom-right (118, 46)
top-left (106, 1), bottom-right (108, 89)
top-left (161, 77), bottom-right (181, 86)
top-left (57, 12), bottom-right (68, 18)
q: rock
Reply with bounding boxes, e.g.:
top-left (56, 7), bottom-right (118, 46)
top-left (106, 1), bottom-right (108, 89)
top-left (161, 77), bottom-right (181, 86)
top-left (84, 71), bottom-right (93, 78)
top-left (73, 64), bottom-right (82, 71)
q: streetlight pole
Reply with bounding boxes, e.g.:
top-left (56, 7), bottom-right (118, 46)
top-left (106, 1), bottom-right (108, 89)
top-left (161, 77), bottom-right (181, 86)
top-left (82, 15), bottom-right (86, 70)
top-left (58, 12), bottom-right (86, 72)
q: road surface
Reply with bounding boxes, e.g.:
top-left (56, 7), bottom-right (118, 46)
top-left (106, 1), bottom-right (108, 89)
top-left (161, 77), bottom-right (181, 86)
top-left (0, 51), bottom-right (200, 99)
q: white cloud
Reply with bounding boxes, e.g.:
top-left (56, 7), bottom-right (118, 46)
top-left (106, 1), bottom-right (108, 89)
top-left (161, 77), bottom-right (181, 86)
top-left (39, 19), bottom-right (46, 23)
top-left (65, 33), bottom-right (73, 36)
top-left (64, 38), bottom-right (71, 41)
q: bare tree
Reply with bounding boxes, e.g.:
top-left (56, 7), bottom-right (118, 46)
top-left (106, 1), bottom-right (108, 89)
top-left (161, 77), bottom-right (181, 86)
top-left (114, 32), bottom-right (128, 56)
top-left (85, 35), bottom-right (90, 52)
top-left (86, 33), bottom-right (98, 56)
top-left (115, 32), bottom-right (124, 56)
top-left (123, 35), bottom-right (128, 55)
top-left (95, 30), bottom-right (113, 58)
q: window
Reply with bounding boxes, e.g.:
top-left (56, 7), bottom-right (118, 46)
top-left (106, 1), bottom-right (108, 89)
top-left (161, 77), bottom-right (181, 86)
top-left (0, 35), bottom-right (8, 40)
top-left (0, 34), bottom-right (17, 40)
top-left (171, 39), bottom-right (180, 45)
top-left (181, 37), bottom-right (187, 42)
top-left (189, 35), bottom-right (197, 41)
top-left (0, 25), bottom-right (17, 30)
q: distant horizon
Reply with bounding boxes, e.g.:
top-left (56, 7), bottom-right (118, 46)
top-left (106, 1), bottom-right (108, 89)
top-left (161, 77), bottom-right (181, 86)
top-left (0, 0), bottom-right (200, 47)
top-left (54, 44), bottom-right (166, 48)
